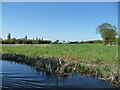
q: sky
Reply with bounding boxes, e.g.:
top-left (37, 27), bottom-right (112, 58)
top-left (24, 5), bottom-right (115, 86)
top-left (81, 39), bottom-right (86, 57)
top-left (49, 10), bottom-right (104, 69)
top-left (2, 2), bottom-right (118, 41)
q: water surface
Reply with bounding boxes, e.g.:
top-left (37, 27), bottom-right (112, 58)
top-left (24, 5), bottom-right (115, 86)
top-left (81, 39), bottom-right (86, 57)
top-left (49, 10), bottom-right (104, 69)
top-left (1, 60), bottom-right (114, 88)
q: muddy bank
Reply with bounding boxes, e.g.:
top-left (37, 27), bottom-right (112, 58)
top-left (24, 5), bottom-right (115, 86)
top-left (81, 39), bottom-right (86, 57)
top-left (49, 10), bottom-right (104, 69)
top-left (2, 52), bottom-right (119, 86)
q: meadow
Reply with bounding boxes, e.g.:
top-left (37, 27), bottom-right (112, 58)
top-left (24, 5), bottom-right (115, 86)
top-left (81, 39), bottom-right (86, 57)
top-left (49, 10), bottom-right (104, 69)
top-left (2, 44), bottom-right (118, 64)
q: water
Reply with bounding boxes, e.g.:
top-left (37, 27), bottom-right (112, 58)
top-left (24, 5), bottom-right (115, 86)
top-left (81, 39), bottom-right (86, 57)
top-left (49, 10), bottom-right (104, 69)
top-left (1, 60), bottom-right (115, 89)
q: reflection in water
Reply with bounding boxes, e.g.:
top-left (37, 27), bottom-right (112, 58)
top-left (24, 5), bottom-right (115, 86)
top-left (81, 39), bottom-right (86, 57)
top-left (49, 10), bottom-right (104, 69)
top-left (1, 60), bottom-right (114, 88)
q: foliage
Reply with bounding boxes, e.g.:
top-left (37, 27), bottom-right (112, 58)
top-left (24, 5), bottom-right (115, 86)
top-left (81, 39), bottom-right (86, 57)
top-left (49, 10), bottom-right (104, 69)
top-left (96, 23), bottom-right (117, 45)
top-left (53, 40), bottom-right (60, 44)
top-left (80, 40), bottom-right (103, 44)
top-left (24, 35), bottom-right (27, 40)
top-left (7, 33), bottom-right (11, 40)
top-left (2, 32), bottom-right (118, 45)
top-left (2, 34), bottom-right (52, 44)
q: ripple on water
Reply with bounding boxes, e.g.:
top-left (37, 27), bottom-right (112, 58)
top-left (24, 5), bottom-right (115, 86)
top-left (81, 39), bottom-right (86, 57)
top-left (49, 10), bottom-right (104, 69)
top-left (1, 60), bottom-right (115, 88)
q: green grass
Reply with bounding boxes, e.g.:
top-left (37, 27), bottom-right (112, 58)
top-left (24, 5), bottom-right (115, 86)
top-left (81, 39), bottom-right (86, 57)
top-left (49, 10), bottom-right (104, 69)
top-left (2, 44), bottom-right (118, 63)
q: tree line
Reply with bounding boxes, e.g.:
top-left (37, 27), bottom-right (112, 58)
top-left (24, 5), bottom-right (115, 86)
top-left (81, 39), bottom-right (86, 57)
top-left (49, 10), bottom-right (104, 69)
top-left (1, 34), bottom-right (104, 44)
top-left (1, 23), bottom-right (119, 45)
top-left (1, 33), bottom-right (104, 44)
top-left (1, 34), bottom-right (51, 44)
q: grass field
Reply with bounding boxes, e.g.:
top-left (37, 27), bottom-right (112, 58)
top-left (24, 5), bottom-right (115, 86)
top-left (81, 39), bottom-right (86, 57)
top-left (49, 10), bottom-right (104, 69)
top-left (2, 44), bottom-right (118, 63)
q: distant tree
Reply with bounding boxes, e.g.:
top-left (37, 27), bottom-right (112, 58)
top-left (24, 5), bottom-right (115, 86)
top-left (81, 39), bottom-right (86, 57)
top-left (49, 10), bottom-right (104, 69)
top-left (33, 38), bottom-right (34, 41)
top-left (16, 39), bottom-right (22, 44)
top-left (36, 37), bottom-right (38, 41)
top-left (32, 38), bottom-right (35, 44)
top-left (0, 38), bottom-right (2, 44)
top-left (53, 40), bottom-right (60, 44)
top-left (56, 40), bottom-right (59, 44)
top-left (42, 40), bottom-right (51, 44)
top-left (118, 35), bottom-right (120, 46)
top-left (35, 37), bottom-right (39, 44)
top-left (69, 41), bottom-right (79, 44)
top-left (24, 35), bottom-right (27, 40)
top-left (38, 38), bottom-right (41, 44)
top-left (88, 41), bottom-right (94, 43)
top-left (11, 38), bottom-right (16, 44)
top-left (96, 23), bottom-right (117, 45)
top-left (2, 34), bottom-right (51, 44)
top-left (7, 33), bottom-right (11, 40)
top-left (41, 37), bottom-right (43, 44)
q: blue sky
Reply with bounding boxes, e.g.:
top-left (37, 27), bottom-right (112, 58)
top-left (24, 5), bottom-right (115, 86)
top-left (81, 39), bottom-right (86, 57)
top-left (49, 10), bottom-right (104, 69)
top-left (2, 2), bottom-right (118, 41)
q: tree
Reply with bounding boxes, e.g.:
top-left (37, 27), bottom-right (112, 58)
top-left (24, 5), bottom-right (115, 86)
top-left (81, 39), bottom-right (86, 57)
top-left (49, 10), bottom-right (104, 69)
top-left (118, 35), bottom-right (120, 46)
top-left (7, 33), bottom-right (11, 40)
top-left (96, 23), bottom-right (117, 45)
top-left (41, 37), bottom-right (43, 44)
top-left (38, 38), bottom-right (41, 44)
top-left (36, 37), bottom-right (38, 41)
top-left (53, 40), bottom-right (60, 44)
top-left (56, 40), bottom-right (59, 44)
top-left (24, 35), bottom-right (27, 40)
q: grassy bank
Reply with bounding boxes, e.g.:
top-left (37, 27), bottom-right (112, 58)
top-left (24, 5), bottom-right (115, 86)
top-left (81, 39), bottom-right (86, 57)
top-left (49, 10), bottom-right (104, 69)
top-left (2, 44), bottom-right (119, 86)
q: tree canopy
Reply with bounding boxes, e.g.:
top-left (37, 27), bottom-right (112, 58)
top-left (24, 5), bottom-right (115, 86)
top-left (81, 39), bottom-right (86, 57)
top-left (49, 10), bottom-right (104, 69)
top-left (7, 33), bottom-right (11, 40)
top-left (96, 23), bottom-right (117, 45)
